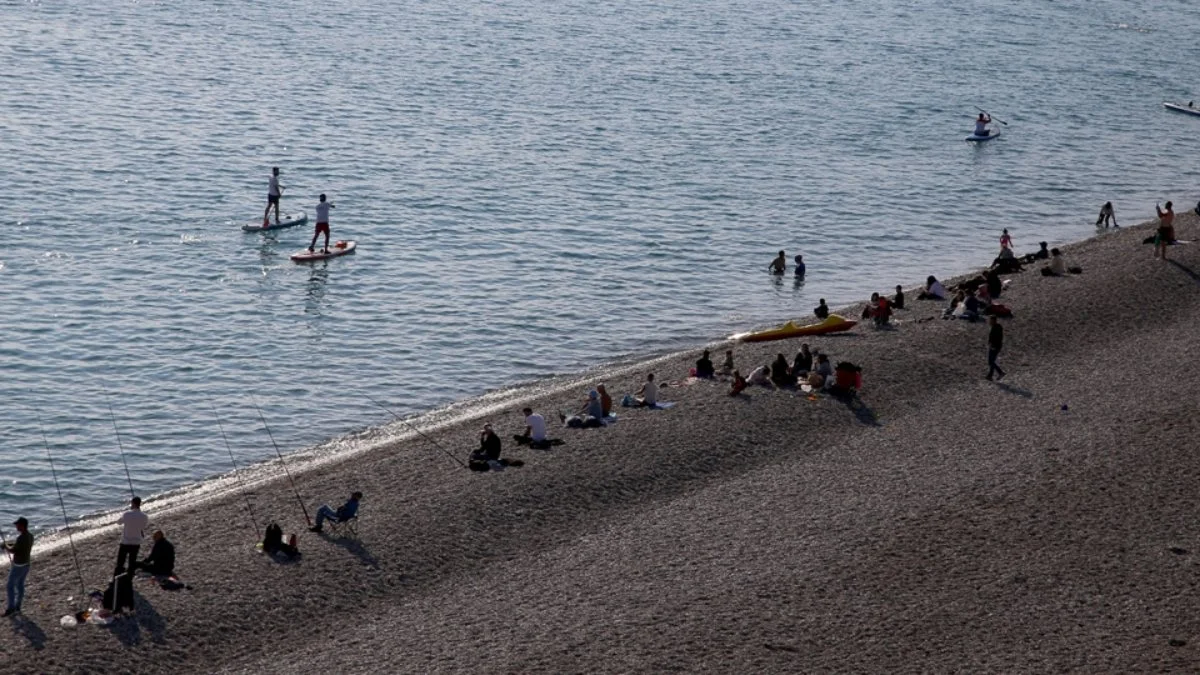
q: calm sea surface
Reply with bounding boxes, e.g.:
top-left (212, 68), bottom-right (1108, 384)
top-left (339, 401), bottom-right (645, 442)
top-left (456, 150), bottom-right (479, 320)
top-left (2, 0), bottom-right (1198, 531)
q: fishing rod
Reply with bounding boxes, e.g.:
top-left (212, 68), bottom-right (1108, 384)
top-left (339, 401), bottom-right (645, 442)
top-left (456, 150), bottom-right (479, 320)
top-left (101, 388), bottom-right (136, 499)
top-left (250, 397), bottom-right (312, 527)
top-left (40, 423), bottom-right (89, 601)
top-left (363, 393), bottom-right (467, 468)
top-left (974, 106), bottom-right (1008, 126)
top-left (212, 403), bottom-right (261, 539)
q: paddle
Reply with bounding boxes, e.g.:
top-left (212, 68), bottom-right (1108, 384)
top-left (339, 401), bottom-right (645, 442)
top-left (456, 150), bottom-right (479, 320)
top-left (975, 106), bottom-right (1008, 126)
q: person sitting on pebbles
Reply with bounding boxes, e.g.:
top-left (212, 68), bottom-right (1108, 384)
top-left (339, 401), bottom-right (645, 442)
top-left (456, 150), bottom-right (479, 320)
top-left (748, 363), bottom-right (772, 386)
top-left (634, 373), bottom-right (659, 407)
top-left (807, 354), bottom-right (834, 388)
top-left (561, 390), bottom-right (605, 427)
top-left (729, 370), bottom-right (748, 396)
top-left (770, 354), bottom-right (795, 387)
top-left (918, 276), bottom-right (946, 300)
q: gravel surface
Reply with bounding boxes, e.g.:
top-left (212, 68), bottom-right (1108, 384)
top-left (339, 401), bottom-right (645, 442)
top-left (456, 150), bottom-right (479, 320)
top-left (5, 213), bottom-right (1200, 673)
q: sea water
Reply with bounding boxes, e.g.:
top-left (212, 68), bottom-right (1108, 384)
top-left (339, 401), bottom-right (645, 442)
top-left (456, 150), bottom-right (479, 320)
top-left (2, 0), bottom-right (1197, 531)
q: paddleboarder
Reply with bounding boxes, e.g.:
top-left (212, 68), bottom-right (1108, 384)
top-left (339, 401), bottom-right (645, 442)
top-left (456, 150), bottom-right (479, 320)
top-left (974, 113), bottom-right (991, 138)
top-left (308, 194), bottom-right (334, 254)
top-left (262, 167), bottom-right (284, 226)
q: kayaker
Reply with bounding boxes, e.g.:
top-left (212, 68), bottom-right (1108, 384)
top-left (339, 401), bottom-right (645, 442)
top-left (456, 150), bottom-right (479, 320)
top-left (974, 113), bottom-right (991, 137)
top-left (768, 250), bottom-right (786, 275)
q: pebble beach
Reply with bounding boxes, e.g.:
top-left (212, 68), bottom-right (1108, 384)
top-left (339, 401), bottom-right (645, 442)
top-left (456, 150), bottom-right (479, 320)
top-left (3, 211), bottom-right (1199, 672)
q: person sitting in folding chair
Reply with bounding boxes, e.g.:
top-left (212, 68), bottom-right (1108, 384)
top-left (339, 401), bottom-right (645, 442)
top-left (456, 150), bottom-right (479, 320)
top-left (310, 491), bottom-right (362, 533)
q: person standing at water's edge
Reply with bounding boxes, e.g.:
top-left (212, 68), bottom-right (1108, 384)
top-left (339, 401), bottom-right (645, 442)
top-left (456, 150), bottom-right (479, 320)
top-left (986, 315), bottom-right (1005, 381)
top-left (116, 496), bottom-right (149, 574)
top-left (309, 194), bottom-right (334, 254)
top-left (262, 167), bottom-right (284, 226)
top-left (1154, 201), bottom-right (1174, 260)
top-left (4, 517), bottom-right (33, 617)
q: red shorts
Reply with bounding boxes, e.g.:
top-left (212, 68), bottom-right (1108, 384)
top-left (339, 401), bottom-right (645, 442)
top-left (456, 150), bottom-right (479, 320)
top-left (315, 222), bottom-right (330, 235)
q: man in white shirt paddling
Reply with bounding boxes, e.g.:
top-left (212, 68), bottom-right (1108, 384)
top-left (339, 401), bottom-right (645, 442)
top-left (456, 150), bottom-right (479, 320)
top-left (309, 193), bottom-right (334, 254)
top-left (116, 496), bottom-right (150, 574)
top-left (262, 167), bottom-right (284, 226)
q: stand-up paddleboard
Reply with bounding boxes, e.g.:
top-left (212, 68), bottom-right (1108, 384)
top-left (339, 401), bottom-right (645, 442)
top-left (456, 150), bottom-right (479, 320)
top-left (242, 212), bottom-right (308, 232)
top-left (1163, 102), bottom-right (1200, 117)
top-left (291, 240), bottom-right (357, 262)
top-left (965, 129), bottom-right (1000, 142)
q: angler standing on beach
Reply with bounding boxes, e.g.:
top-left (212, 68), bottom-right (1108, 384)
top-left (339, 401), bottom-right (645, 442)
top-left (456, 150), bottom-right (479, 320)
top-left (986, 315), bottom-right (1006, 381)
top-left (116, 497), bottom-right (149, 573)
top-left (4, 517), bottom-right (33, 617)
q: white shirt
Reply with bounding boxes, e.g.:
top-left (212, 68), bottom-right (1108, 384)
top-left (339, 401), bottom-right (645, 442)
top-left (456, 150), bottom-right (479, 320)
top-left (525, 413), bottom-right (546, 441)
top-left (748, 366), bottom-right (770, 385)
top-left (929, 281), bottom-right (946, 299)
top-left (641, 381), bottom-right (658, 406)
top-left (315, 202), bottom-right (332, 224)
top-left (268, 175), bottom-right (281, 197)
top-left (119, 509), bottom-right (150, 546)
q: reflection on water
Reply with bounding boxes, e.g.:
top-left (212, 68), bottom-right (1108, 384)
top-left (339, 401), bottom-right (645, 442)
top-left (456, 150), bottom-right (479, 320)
top-left (304, 263), bottom-right (329, 318)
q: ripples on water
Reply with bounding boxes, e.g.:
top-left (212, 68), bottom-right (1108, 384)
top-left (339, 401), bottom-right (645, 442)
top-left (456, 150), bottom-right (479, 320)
top-left (1, 0), bottom-right (1198, 529)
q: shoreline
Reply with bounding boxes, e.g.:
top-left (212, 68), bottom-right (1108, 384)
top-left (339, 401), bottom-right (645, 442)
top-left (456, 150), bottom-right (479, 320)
top-left (7, 209), bottom-right (1200, 672)
top-left (7, 215), bottom-right (1138, 556)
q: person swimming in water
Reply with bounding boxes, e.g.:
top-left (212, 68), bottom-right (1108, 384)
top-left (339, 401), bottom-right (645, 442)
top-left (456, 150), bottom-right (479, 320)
top-left (974, 113), bottom-right (991, 137)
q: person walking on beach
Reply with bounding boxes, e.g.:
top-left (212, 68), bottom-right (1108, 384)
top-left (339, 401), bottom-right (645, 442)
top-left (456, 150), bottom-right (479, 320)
top-left (768, 250), bottom-right (786, 275)
top-left (116, 497), bottom-right (149, 574)
top-left (308, 193), bottom-right (334, 254)
top-left (1096, 201), bottom-right (1117, 228)
top-left (262, 167), bottom-right (284, 226)
top-left (4, 517), bottom-right (33, 617)
top-left (310, 491), bottom-right (362, 533)
top-left (986, 315), bottom-right (1005, 381)
top-left (1154, 202), bottom-right (1174, 260)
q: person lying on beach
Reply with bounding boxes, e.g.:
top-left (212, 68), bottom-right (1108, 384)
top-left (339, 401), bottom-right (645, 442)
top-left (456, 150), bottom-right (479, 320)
top-left (748, 364), bottom-right (772, 386)
top-left (814, 298), bottom-right (830, 319)
top-left (635, 373), bottom-right (659, 407)
top-left (137, 530), bottom-right (175, 577)
top-left (596, 384), bottom-right (613, 417)
top-left (1096, 201), bottom-right (1118, 228)
top-left (770, 354), bottom-right (795, 387)
top-left (768, 250), bottom-right (787, 275)
top-left (262, 522), bottom-right (300, 559)
top-left (892, 285), bottom-right (905, 310)
top-left (514, 407), bottom-right (551, 448)
top-left (310, 491), bottom-right (362, 533)
top-left (793, 254), bottom-right (806, 278)
top-left (729, 370), bottom-right (748, 396)
top-left (721, 349), bottom-right (735, 375)
top-left (792, 343), bottom-right (813, 376)
top-left (917, 276), bottom-right (946, 300)
top-left (694, 350), bottom-right (715, 378)
top-left (561, 390), bottom-right (605, 427)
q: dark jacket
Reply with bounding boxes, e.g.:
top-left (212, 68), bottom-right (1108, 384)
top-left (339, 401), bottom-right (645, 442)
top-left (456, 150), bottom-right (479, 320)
top-left (989, 323), bottom-right (1004, 350)
top-left (141, 538), bottom-right (175, 575)
top-left (336, 498), bottom-right (360, 521)
top-left (8, 531), bottom-right (32, 566)
top-left (480, 432), bottom-right (502, 461)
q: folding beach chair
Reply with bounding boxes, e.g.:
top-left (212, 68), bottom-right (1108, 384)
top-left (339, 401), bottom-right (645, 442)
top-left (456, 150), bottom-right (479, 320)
top-left (325, 510), bottom-right (360, 538)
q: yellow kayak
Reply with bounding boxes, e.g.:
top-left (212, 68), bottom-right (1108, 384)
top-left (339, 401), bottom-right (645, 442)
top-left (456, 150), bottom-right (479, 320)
top-left (741, 314), bottom-right (857, 343)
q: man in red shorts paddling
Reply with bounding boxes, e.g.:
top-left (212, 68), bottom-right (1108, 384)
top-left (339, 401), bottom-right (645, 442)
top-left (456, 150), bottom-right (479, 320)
top-left (308, 193), bottom-right (334, 254)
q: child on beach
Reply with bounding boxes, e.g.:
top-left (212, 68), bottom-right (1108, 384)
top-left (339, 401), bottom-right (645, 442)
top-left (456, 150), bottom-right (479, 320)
top-left (729, 370), bottom-right (747, 396)
top-left (1000, 229), bottom-right (1014, 252)
top-left (1096, 201), bottom-right (1117, 228)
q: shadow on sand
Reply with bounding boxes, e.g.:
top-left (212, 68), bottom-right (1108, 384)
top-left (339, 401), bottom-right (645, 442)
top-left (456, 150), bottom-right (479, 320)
top-left (9, 614), bottom-right (46, 649)
top-left (106, 591), bottom-right (166, 646)
top-left (321, 532), bottom-right (380, 570)
top-left (1168, 260), bottom-right (1200, 285)
top-left (993, 381), bottom-right (1033, 398)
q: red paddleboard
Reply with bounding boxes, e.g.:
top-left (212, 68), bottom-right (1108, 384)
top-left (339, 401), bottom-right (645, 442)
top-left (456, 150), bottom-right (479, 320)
top-left (291, 240), bottom-right (357, 262)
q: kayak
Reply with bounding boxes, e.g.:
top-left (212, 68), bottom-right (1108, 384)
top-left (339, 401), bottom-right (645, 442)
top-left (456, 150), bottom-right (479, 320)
top-left (965, 129), bottom-right (1000, 142)
top-left (742, 314), bottom-right (857, 343)
top-left (243, 212), bottom-right (308, 232)
top-left (1163, 102), bottom-right (1200, 117)
top-left (290, 240), bottom-right (357, 262)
